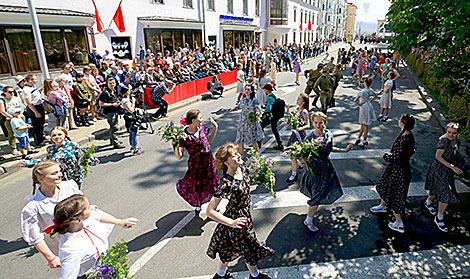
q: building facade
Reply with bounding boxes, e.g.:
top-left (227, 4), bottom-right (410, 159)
top-left (345, 2), bottom-right (357, 42)
top-left (287, 0), bottom-right (322, 44)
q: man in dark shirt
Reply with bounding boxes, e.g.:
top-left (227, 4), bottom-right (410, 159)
top-left (150, 80), bottom-right (176, 120)
top-left (98, 77), bottom-right (125, 149)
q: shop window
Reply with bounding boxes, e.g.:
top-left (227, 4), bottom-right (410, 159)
top-left (0, 41), bottom-right (9, 74)
top-left (5, 28), bottom-right (39, 73)
top-left (162, 31), bottom-right (173, 52)
top-left (207, 0), bottom-right (214, 11)
top-left (41, 29), bottom-right (66, 69)
top-left (223, 30), bottom-right (233, 49)
top-left (227, 0), bottom-right (233, 13)
top-left (64, 29), bottom-right (89, 65)
top-left (145, 29), bottom-right (162, 53)
top-left (183, 30), bottom-right (193, 49)
top-left (194, 30), bottom-right (202, 50)
top-left (174, 31), bottom-right (183, 50)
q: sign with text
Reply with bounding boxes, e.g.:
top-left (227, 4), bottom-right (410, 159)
top-left (111, 36), bottom-right (132, 59)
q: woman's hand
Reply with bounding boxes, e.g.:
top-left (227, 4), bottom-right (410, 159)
top-left (210, 117), bottom-right (218, 129)
top-left (270, 175), bottom-right (276, 185)
top-left (48, 255), bottom-right (61, 268)
top-left (452, 166), bottom-right (464, 175)
top-left (118, 218), bottom-right (139, 229)
top-left (344, 144), bottom-right (353, 152)
top-left (90, 205), bottom-right (99, 210)
top-left (229, 217), bottom-right (248, 229)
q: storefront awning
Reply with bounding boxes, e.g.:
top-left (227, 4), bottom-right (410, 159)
top-left (220, 22), bottom-right (258, 31)
top-left (138, 15), bottom-right (203, 29)
top-left (0, 4), bottom-right (93, 26)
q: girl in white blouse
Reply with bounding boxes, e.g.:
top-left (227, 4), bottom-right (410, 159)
top-left (21, 160), bottom-right (82, 269)
top-left (49, 194), bottom-right (137, 279)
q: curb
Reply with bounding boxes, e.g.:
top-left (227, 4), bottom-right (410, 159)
top-left (0, 83), bottom-right (236, 178)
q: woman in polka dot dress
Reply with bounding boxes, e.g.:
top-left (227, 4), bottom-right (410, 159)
top-left (370, 114), bottom-right (416, 233)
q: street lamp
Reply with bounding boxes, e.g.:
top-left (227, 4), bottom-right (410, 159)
top-left (27, 0), bottom-right (50, 78)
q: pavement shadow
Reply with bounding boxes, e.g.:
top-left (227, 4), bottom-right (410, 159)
top-left (0, 238), bottom-right (32, 257)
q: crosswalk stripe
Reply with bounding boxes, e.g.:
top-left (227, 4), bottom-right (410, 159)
top-left (178, 244), bottom-right (470, 279)
top-left (261, 148), bottom-right (389, 161)
top-left (279, 128), bottom-right (351, 137)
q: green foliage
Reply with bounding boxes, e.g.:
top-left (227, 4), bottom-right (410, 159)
top-left (80, 145), bottom-right (96, 178)
top-left (281, 109), bottom-right (302, 130)
top-left (157, 121), bottom-right (185, 149)
top-left (246, 107), bottom-right (262, 124)
top-left (86, 240), bottom-right (130, 279)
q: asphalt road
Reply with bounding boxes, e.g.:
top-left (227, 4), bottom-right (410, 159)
top-left (1, 43), bottom-right (469, 279)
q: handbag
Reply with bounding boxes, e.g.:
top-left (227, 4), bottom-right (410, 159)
top-left (53, 103), bottom-right (65, 117)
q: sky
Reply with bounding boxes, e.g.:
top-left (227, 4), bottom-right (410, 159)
top-left (350, 0), bottom-right (392, 34)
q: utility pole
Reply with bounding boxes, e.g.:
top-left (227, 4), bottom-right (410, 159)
top-left (27, 0), bottom-right (50, 79)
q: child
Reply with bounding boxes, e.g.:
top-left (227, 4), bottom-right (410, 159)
top-left (235, 64), bottom-right (245, 105)
top-left (73, 73), bottom-right (92, 126)
top-left (353, 78), bottom-right (378, 147)
top-left (8, 107), bottom-right (37, 160)
top-left (378, 72), bottom-right (395, 122)
top-left (49, 194), bottom-right (138, 279)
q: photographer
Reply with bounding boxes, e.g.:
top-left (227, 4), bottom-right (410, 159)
top-left (209, 76), bottom-right (224, 97)
top-left (150, 80), bottom-right (176, 120)
top-left (121, 86), bottom-right (144, 155)
top-left (98, 77), bottom-right (125, 149)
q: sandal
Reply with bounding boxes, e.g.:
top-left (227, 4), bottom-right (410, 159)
top-left (303, 220), bottom-right (319, 232)
top-left (434, 216), bottom-right (448, 232)
top-left (425, 203), bottom-right (437, 216)
top-left (12, 150), bottom-right (21, 156)
top-left (388, 221), bottom-right (405, 233)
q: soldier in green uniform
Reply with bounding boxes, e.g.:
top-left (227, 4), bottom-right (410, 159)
top-left (304, 63), bottom-right (323, 107)
top-left (325, 57), bottom-right (336, 72)
top-left (331, 64), bottom-right (343, 107)
top-left (313, 69), bottom-right (335, 114)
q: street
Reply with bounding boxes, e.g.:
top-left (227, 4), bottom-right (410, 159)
top-left (1, 43), bottom-right (469, 279)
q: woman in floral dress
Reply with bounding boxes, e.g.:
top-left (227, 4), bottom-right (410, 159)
top-left (286, 93), bottom-right (310, 183)
top-left (424, 122), bottom-right (464, 232)
top-left (174, 109), bottom-right (219, 214)
top-left (292, 52), bottom-right (302, 86)
top-left (22, 126), bottom-right (99, 189)
top-left (206, 143), bottom-right (274, 279)
top-left (370, 114), bottom-right (415, 233)
top-left (228, 84), bottom-right (264, 156)
top-left (300, 112), bottom-right (353, 232)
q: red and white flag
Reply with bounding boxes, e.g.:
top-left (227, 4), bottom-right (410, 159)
top-left (308, 21), bottom-right (312, 31)
top-left (299, 22), bottom-right (303, 31)
top-left (91, 0), bottom-right (103, 33)
top-left (113, 0), bottom-right (125, 32)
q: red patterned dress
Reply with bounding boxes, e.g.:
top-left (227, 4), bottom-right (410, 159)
top-left (207, 166), bottom-right (275, 265)
top-left (176, 125), bottom-right (219, 207)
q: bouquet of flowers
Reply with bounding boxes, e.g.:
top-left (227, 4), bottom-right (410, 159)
top-left (281, 109), bottom-right (301, 131)
top-left (247, 106), bottom-right (262, 124)
top-left (281, 137), bottom-right (324, 174)
top-left (246, 148), bottom-right (277, 197)
top-left (157, 119), bottom-right (185, 149)
top-left (80, 145), bottom-right (97, 178)
top-left (86, 240), bottom-right (129, 279)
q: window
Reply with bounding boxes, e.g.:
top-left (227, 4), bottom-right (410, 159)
top-left (270, 0), bottom-right (288, 25)
top-left (227, 0), bottom-right (233, 13)
top-left (300, 10), bottom-right (303, 23)
top-left (208, 0), bottom-right (214, 10)
top-left (0, 40), bottom-right (9, 74)
top-left (41, 29), bottom-right (66, 68)
top-left (5, 28), bottom-right (40, 72)
top-left (151, 0), bottom-right (164, 3)
top-left (183, 0), bottom-right (193, 8)
top-left (293, 30), bottom-right (296, 43)
top-left (243, 0), bottom-right (248, 15)
top-left (64, 29), bottom-right (89, 65)
top-left (293, 9), bottom-right (296, 21)
top-left (162, 30), bottom-right (172, 52)
top-left (255, 0), bottom-right (260, 16)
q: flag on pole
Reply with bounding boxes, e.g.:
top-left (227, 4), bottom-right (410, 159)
top-left (299, 22), bottom-right (303, 31)
top-left (112, 0), bottom-right (125, 32)
top-left (308, 21), bottom-right (312, 31)
top-left (91, 0), bottom-right (103, 33)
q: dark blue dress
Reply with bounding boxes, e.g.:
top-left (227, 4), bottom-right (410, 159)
top-left (299, 130), bottom-right (343, 206)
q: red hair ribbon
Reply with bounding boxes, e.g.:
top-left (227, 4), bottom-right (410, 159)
top-left (43, 220), bottom-right (58, 234)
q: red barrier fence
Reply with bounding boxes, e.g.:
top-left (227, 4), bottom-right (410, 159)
top-left (144, 69), bottom-right (237, 107)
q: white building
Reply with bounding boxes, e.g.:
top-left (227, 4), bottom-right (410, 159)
top-left (287, 0), bottom-right (322, 44)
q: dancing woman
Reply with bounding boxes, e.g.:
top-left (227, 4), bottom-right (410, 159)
top-left (424, 122), bottom-right (464, 232)
top-left (174, 109), bottom-right (219, 214)
top-left (228, 84), bottom-right (264, 155)
top-left (286, 93), bottom-right (310, 183)
top-left (299, 112), bottom-right (353, 232)
top-left (370, 114), bottom-right (416, 233)
top-left (353, 78), bottom-right (378, 148)
top-left (206, 143), bottom-right (274, 279)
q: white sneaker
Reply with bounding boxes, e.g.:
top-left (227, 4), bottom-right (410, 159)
top-left (388, 221), bottom-right (405, 233)
top-left (370, 204), bottom-right (388, 213)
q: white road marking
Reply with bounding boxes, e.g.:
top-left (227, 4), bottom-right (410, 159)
top-left (261, 148), bottom-right (389, 162)
top-left (178, 244), bottom-right (470, 279)
top-left (128, 211), bottom-right (195, 277)
top-left (280, 128), bottom-right (351, 137)
top-left (281, 86), bottom-right (297, 96)
top-left (258, 126), bottom-right (287, 154)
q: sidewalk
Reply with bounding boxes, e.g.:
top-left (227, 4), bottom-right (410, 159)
top-left (0, 83), bottom-right (237, 177)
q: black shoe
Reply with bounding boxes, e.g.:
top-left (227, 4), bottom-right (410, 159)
top-left (21, 154), bottom-right (32, 160)
top-left (0, 156), bottom-right (5, 162)
top-left (113, 144), bottom-right (126, 149)
top-left (28, 150), bottom-right (40, 154)
top-left (354, 139), bottom-right (361, 145)
top-left (359, 140), bottom-right (368, 148)
top-left (249, 273), bottom-right (271, 279)
top-left (377, 115), bottom-right (383, 121)
top-left (212, 272), bottom-right (234, 279)
top-left (273, 144), bottom-right (284, 151)
top-left (286, 173), bottom-right (298, 183)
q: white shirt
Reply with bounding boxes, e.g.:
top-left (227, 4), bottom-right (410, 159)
top-left (23, 85), bottom-right (43, 106)
top-left (61, 73), bottom-right (74, 90)
top-left (21, 180), bottom-right (82, 254)
top-left (384, 80), bottom-right (393, 94)
top-left (59, 210), bottom-right (114, 279)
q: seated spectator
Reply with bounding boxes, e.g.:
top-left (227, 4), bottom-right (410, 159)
top-left (209, 76), bottom-right (224, 97)
top-left (173, 62), bottom-right (188, 84)
top-left (216, 57), bottom-right (228, 72)
top-left (163, 64), bottom-right (178, 84)
top-left (155, 52), bottom-right (166, 68)
top-left (180, 62), bottom-right (194, 81)
top-left (163, 50), bottom-right (174, 69)
top-left (108, 66), bottom-right (121, 85)
top-left (209, 58), bottom-right (222, 74)
top-left (144, 67), bottom-right (163, 86)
